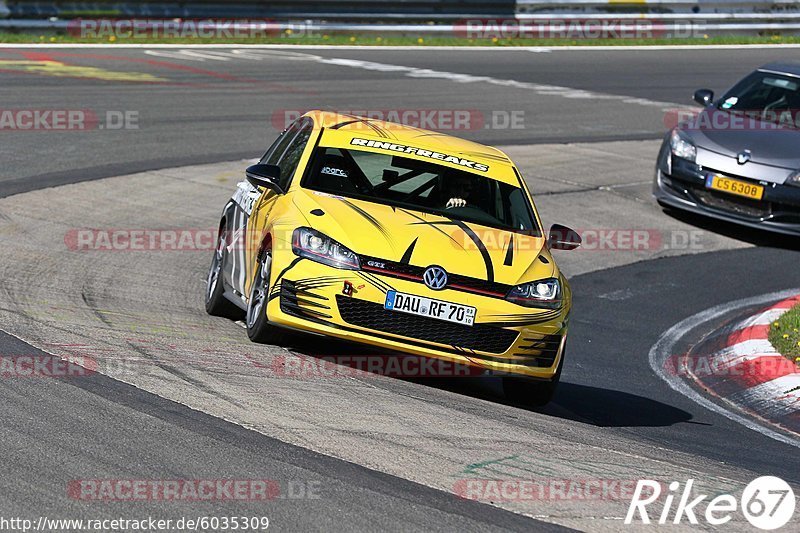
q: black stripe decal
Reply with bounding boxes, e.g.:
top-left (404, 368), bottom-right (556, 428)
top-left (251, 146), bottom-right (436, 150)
top-left (357, 272), bottom-right (393, 294)
top-left (342, 200), bottom-right (392, 241)
top-left (504, 235), bottom-right (514, 266)
top-left (366, 271), bottom-right (394, 292)
top-left (367, 121), bottom-right (391, 138)
top-left (294, 280), bottom-right (347, 290)
top-left (273, 257), bottom-right (303, 286)
top-left (294, 275), bottom-right (346, 286)
top-left (399, 237), bottom-right (418, 265)
top-left (481, 318), bottom-right (559, 327)
top-left (408, 221), bottom-right (458, 227)
top-left (370, 122), bottom-right (396, 140)
top-left (331, 119), bottom-right (361, 130)
top-left (485, 311), bottom-right (560, 321)
top-left (333, 116), bottom-right (390, 138)
top-left (451, 220), bottom-right (494, 283)
top-left (398, 208), bottom-right (465, 250)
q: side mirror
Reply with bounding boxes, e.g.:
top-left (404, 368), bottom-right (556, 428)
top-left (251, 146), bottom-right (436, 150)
top-left (246, 164), bottom-right (283, 193)
top-left (548, 224), bottom-right (581, 251)
top-left (693, 89), bottom-right (714, 107)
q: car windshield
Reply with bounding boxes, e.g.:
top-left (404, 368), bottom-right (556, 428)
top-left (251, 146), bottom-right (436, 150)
top-left (302, 147), bottom-right (540, 235)
top-left (717, 71), bottom-right (800, 128)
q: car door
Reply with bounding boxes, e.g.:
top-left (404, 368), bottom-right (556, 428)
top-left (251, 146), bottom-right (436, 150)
top-left (243, 117), bottom-right (314, 297)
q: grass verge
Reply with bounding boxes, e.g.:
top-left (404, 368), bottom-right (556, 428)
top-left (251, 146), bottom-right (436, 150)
top-left (769, 303), bottom-right (800, 365)
top-left (0, 31), bottom-right (799, 46)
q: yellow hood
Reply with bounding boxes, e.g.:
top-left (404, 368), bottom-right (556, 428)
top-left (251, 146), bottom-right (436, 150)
top-left (291, 190), bottom-right (554, 286)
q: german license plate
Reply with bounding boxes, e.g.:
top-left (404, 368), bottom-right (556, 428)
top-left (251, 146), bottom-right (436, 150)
top-left (705, 174), bottom-right (764, 200)
top-left (384, 290), bottom-right (475, 327)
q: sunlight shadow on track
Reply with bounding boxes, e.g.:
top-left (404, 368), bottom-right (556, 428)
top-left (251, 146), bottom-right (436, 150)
top-left (278, 332), bottom-right (692, 428)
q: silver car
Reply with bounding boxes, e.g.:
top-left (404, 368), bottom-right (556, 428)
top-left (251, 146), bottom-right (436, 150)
top-left (654, 61), bottom-right (800, 236)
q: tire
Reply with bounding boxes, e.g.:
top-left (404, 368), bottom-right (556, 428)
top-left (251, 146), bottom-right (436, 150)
top-left (245, 247), bottom-right (289, 345)
top-left (502, 350), bottom-right (564, 407)
top-left (205, 230), bottom-right (242, 319)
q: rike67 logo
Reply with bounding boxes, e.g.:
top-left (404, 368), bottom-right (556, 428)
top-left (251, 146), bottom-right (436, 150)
top-left (626, 477), bottom-right (796, 530)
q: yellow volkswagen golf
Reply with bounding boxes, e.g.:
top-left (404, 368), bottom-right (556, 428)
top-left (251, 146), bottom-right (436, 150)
top-left (205, 111), bottom-right (580, 405)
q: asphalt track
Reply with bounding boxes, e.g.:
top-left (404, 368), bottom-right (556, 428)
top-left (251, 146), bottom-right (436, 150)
top-left (0, 45), bottom-right (791, 192)
top-left (1, 45), bottom-right (800, 531)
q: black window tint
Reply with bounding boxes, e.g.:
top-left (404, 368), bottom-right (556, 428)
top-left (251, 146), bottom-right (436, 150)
top-left (276, 124), bottom-right (312, 190)
top-left (261, 124), bottom-right (297, 166)
top-left (719, 72), bottom-right (800, 117)
top-left (304, 147), bottom-right (539, 235)
top-left (259, 132), bottom-right (286, 166)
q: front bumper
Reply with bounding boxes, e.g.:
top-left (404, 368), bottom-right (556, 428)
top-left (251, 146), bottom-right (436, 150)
top-left (653, 146), bottom-right (800, 237)
top-left (265, 254), bottom-right (569, 379)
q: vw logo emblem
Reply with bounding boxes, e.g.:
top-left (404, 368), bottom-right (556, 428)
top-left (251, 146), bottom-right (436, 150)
top-left (423, 266), bottom-right (448, 290)
top-left (737, 150), bottom-right (751, 165)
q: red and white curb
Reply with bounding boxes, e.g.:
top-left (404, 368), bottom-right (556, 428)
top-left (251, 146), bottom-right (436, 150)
top-left (683, 295), bottom-right (800, 435)
top-left (650, 289), bottom-right (800, 449)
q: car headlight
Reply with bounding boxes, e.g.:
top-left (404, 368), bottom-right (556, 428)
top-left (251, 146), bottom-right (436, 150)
top-left (506, 278), bottom-right (561, 308)
top-left (292, 227), bottom-right (360, 270)
top-left (670, 128), bottom-right (696, 162)
top-left (786, 170), bottom-right (800, 188)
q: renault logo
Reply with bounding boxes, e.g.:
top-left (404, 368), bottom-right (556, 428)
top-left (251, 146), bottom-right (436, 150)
top-left (423, 266), bottom-right (448, 290)
top-left (737, 150), bottom-right (751, 165)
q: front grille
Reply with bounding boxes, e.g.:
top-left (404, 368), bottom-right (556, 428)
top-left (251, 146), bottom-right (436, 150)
top-left (336, 296), bottom-right (518, 354)
top-left (690, 186), bottom-right (772, 218)
top-left (360, 256), bottom-right (511, 297)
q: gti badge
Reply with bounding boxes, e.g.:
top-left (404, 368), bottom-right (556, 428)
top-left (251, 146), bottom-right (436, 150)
top-left (423, 266), bottom-right (448, 290)
top-left (737, 149), bottom-right (751, 165)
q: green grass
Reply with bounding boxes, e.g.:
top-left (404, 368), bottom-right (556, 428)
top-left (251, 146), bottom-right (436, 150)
top-left (769, 304), bottom-right (800, 365)
top-left (1, 30), bottom-right (800, 46)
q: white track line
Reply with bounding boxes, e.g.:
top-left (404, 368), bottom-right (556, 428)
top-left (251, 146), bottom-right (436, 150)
top-left (649, 289), bottom-right (800, 449)
top-left (289, 53), bottom-right (678, 109)
top-left (140, 48), bottom-right (683, 109)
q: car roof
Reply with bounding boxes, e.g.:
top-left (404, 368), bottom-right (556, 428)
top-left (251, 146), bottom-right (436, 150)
top-left (758, 60), bottom-right (800, 78)
top-left (303, 110), bottom-right (514, 168)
